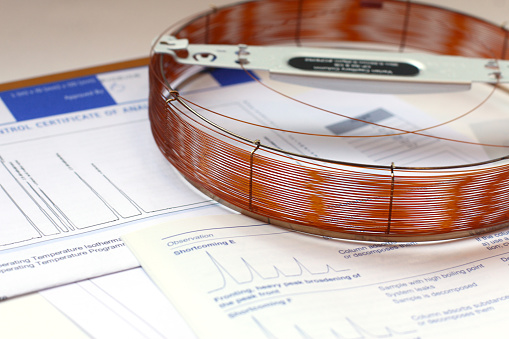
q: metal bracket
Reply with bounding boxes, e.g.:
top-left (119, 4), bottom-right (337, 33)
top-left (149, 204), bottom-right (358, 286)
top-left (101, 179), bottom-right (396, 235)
top-left (154, 36), bottom-right (509, 94)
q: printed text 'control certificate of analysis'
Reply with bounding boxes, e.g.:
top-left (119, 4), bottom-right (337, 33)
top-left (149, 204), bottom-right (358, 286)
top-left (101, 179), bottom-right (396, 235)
top-left (124, 214), bottom-right (509, 339)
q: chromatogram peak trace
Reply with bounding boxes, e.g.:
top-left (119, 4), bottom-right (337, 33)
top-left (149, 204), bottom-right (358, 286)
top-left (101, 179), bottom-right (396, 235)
top-left (206, 251), bottom-right (350, 293)
top-left (253, 316), bottom-right (418, 339)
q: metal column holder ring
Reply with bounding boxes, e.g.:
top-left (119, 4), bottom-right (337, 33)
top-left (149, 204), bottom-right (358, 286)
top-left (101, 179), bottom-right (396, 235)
top-left (148, 0), bottom-right (509, 241)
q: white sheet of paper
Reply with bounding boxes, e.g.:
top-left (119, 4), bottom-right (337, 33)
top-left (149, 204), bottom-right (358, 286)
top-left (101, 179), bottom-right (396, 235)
top-left (0, 293), bottom-right (88, 339)
top-left (41, 267), bottom-right (197, 339)
top-left (123, 214), bottom-right (509, 339)
top-left (0, 66), bottom-right (230, 298)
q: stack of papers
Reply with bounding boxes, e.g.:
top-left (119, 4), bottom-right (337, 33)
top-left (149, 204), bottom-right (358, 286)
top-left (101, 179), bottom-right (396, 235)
top-left (1, 63), bottom-right (509, 338)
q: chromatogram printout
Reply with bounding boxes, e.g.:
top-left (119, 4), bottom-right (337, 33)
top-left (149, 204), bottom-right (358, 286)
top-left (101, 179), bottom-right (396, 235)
top-left (124, 214), bottom-right (509, 339)
top-left (0, 66), bottom-right (227, 298)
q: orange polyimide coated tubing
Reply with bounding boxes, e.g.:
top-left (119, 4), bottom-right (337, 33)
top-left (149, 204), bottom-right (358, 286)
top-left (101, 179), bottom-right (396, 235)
top-left (149, 0), bottom-right (509, 241)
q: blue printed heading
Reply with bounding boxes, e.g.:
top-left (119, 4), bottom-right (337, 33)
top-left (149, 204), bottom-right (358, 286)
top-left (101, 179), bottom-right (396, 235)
top-left (0, 76), bottom-right (116, 122)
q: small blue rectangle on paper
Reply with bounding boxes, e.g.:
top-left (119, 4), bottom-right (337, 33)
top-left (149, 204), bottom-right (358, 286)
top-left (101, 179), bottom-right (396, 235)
top-left (0, 76), bottom-right (116, 122)
top-left (209, 68), bottom-right (258, 87)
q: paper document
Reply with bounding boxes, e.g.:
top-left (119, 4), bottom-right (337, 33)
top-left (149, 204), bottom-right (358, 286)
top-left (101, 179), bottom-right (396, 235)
top-left (40, 267), bottom-right (197, 339)
top-left (0, 66), bottom-right (229, 298)
top-left (124, 214), bottom-right (509, 339)
top-left (0, 293), bottom-right (88, 339)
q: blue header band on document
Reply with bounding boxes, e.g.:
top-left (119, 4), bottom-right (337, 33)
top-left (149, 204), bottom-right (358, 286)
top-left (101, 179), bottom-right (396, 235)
top-left (209, 69), bottom-right (258, 87)
top-left (0, 76), bottom-right (116, 122)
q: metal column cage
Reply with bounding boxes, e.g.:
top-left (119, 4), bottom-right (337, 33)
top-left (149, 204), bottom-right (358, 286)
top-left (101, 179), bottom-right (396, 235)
top-left (148, 0), bottom-right (509, 241)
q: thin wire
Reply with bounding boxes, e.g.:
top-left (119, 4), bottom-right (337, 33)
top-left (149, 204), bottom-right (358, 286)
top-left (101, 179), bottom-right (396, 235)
top-left (399, 0), bottom-right (412, 52)
top-left (179, 82), bottom-right (508, 149)
top-left (249, 140), bottom-right (261, 211)
top-left (235, 62), bottom-right (508, 148)
top-left (166, 98), bottom-right (509, 171)
top-left (386, 162), bottom-right (396, 234)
